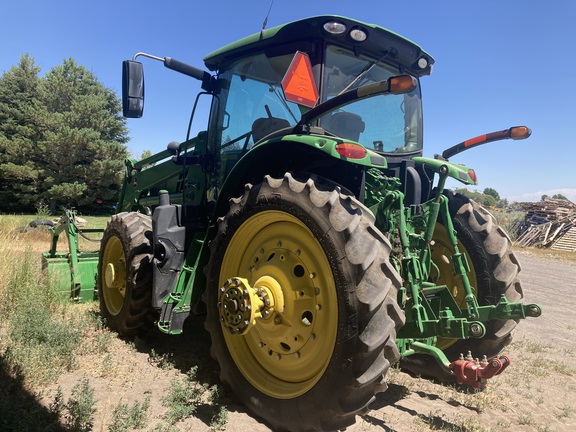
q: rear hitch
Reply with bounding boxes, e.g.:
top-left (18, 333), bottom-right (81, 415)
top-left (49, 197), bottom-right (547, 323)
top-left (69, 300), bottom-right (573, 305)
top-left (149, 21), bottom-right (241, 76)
top-left (449, 351), bottom-right (510, 389)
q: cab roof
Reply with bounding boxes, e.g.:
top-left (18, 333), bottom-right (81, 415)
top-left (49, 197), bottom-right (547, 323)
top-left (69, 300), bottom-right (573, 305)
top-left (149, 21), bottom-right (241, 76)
top-left (203, 15), bottom-right (434, 77)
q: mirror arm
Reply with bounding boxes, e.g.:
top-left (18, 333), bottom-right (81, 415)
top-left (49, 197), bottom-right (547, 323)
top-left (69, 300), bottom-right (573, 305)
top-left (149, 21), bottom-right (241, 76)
top-left (133, 52), bottom-right (214, 91)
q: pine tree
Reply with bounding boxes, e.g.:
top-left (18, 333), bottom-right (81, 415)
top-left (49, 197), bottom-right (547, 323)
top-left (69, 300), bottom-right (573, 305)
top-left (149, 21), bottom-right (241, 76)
top-left (0, 54), bottom-right (43, 211)
top-left (0, 56), bottom-right (129, 213)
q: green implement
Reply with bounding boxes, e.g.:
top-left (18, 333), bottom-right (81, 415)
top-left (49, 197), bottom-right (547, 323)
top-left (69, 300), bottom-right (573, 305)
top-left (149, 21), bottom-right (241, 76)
top-left (42, 209), bottom-right (101, 302)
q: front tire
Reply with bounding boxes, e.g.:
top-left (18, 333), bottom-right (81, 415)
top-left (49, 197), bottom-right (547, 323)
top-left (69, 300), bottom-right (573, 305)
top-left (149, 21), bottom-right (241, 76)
top-left (98, 212), bottom-right (154, 336)
top-left (204, 173), bottom-right (403, 432)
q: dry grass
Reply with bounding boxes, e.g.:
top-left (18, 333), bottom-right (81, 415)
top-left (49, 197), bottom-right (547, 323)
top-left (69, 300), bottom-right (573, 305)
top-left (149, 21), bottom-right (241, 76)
top-left (0, 214), bottom-right (229, 431)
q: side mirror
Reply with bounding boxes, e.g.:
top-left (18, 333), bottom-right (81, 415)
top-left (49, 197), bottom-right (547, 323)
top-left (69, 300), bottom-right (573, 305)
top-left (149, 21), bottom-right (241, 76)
top-left (122, 60), bottom-right (145, 118)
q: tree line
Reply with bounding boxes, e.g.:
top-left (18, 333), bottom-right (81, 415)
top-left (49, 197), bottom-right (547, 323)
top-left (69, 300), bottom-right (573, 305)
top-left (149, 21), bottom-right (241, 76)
top-left (0, 54), bottom-right (129, 214)
top-left (454, 189), bottom-right (570, 209)
top-left (454, 187), bottom-right (509, 208)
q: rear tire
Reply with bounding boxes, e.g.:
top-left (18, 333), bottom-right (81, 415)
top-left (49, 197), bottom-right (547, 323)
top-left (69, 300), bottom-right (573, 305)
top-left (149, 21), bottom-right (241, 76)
top-left (98, 212), bottom-right (154, 336)
top-left (401, 191), bottom-right (523, 381)
top-left (204, 173), bottom-right (404, 432)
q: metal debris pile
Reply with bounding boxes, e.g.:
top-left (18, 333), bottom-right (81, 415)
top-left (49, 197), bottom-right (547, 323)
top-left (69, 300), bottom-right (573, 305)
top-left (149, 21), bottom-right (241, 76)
top-left (514, 198), bottom-right (576, 251)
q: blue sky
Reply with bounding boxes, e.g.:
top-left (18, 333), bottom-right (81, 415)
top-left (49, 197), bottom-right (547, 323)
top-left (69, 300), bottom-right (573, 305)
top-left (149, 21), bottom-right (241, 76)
top-left (2, 0), bottom-right (575, 202)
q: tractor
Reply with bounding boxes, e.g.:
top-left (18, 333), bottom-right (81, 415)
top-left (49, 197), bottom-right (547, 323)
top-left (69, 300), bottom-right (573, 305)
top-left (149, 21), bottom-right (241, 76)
top-left (43, 15), bottom-right (541, 432)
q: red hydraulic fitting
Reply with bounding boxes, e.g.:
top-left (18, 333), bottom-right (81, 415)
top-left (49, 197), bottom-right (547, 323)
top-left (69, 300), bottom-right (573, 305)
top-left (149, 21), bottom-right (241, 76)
top-left (449, 352), bottom-right (511, 389)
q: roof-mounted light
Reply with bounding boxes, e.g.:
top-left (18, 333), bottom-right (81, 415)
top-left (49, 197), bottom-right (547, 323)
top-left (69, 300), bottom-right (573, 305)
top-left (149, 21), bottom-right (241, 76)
top-left (350, 28), bottom-right (367, 42)
top-left (323, 21), bottom-right (347, 35)
top-left (417, 57), bottom-right (428, 69)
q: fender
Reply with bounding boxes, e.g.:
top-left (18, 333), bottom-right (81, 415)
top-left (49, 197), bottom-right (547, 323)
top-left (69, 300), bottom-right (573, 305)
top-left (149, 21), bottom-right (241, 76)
top-left (213, 133), bottom-right (388, 218)
top-left (412, 156), bottom-right (478, 186)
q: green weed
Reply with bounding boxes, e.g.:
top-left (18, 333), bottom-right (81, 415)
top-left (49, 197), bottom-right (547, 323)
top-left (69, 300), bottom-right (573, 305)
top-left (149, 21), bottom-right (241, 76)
top-left (162, 366), bottom-right (228, 429)
top-left (556, 404), bottom-right (574, 419)
top-left (35, 202), bottom-right (51, 218)
top-left (108, 395), bottom-right (151, 432)
top-left (65, 378), bottom-right (96, 432)
top-left (149, 348), bottom-right (176, 370)
top-left (517, 414), bottom-right (535, 426)
top-left (552, 362), bottom-right (575, 376)
top-left (162, 366), bottom-right (206, 424)
top-left (209, 385), bottom-right (228, 431)
top-left (149, 423), bottom-right (179, 432)
top-left (210, 405), bottom-right (229, 431)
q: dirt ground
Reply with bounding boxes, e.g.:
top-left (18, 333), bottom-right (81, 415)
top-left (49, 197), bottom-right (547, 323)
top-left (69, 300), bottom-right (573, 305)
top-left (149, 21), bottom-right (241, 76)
top-left (39, 249), bottom-right (576, 432)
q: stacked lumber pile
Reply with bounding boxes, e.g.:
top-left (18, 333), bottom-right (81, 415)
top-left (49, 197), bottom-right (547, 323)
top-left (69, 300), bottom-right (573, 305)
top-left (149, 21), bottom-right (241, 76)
top-left (514, 198), bottom-right (576, 251)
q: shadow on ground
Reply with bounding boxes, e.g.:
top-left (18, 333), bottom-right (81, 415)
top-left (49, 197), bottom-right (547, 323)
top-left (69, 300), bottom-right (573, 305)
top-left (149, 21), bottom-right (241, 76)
top-left (0, 354), bottom-right (67, 431)
top-left (122, 312), bottom-right (262, 428)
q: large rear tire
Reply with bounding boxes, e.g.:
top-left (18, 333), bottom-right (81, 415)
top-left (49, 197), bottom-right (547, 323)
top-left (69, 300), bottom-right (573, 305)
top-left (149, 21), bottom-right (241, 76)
top-left (98, 212), bottom-right (154, 336)
top-left (401, 191), bottom-right (523, 380)
top-left (204, 173), bottom-right (404, 432)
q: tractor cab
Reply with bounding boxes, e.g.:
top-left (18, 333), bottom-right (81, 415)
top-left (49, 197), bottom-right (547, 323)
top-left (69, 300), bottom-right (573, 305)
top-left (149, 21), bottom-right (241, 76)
top-left (121, 16), bottom-right (435, 215)
top-left (203, 16), bottom-right (432, 164)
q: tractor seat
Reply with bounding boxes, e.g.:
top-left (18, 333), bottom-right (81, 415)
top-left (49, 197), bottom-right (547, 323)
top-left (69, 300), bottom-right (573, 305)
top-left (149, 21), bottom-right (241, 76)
top-left (322, 111), bottom-right (365, 142)
top-left (252, 117), bottom-right (291, 144)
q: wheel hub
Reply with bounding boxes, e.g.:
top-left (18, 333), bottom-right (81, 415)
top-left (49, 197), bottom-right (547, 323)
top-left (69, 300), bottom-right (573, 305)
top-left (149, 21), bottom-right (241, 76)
top-left (218, 276), bottom-right (284, 334)
top-left (105, 262), bottom-right (117, 287)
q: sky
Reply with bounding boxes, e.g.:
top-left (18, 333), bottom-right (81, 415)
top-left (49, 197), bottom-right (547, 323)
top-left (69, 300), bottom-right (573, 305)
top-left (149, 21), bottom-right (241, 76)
top-left (1, 0), bottom-right (575, 203)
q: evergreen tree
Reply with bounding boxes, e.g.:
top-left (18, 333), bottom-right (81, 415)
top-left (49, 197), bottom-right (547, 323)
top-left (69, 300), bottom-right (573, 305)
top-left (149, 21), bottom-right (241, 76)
top-left (0, 56), bottom-right (129, 213)
top-left (0, 54), bottom-right (43, 210)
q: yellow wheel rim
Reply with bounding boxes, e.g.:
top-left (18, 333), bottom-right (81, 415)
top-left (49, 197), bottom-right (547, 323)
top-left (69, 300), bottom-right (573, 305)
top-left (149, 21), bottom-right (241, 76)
top-left (219, 210), bottom-right (338, 399)
top-left (101, 236), bottom-right (127, 316)
top-left (430, 223), bottom-right (478, 350)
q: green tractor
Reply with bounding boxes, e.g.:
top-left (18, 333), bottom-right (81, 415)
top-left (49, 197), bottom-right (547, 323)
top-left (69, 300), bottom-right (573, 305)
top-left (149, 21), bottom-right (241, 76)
top-left (44, 15), bottom-right (541, 432)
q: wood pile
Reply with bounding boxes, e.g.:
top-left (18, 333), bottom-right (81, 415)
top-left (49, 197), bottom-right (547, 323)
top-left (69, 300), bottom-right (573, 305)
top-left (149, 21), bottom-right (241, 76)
top-left (514, 198), bottom-right (576, 251)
